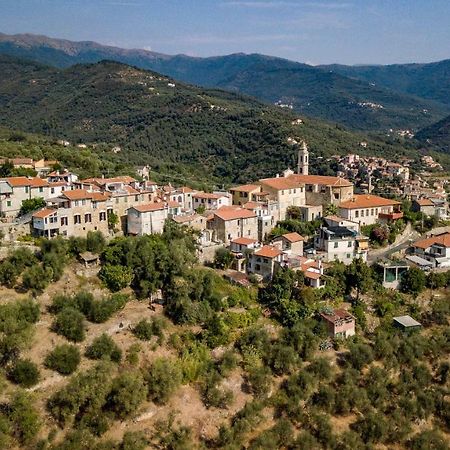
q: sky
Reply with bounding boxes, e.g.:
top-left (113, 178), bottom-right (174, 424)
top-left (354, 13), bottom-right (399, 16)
top-left (1, 0), bottom-right (449, 65)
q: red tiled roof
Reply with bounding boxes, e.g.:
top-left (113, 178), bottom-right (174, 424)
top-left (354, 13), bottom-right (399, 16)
top-left (193, 192), bottom-right (226, 200)
top-left (339, 194), bottom-right (400, 210)
top-left (282, 232), bottom-right (304, 243)
top-left (214, 208), bottom-right (256, 221)
top-left (289, 174), bottom-right (353, 187)
top-left (132, 203), bottom-right (166, 213)
top-left (259, 176), bottom-right (305, 191)
top-left (32, 208), bottom-right (56, 219)
top-left (61, 189), bottom-right (88, 200)
top-left (413, 233), bottom-right (450, 249)
top-left (320, 309), bottom-right (355, 323)
top-left (416, 199), bottom-right (434, 207)
top-left (231, 237), bottom-right (257, 245)
top-left (304, 271), bottom-right (322, 280)
top-left (230, 184), bottom-right (260, 193)
top-left (2, 176), bottom-right (49, 187)
top-left (255, 245), bottom-right (282, 259)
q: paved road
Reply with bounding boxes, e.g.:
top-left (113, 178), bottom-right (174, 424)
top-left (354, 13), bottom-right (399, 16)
top-left (368, 223), bottom-right (420, 264)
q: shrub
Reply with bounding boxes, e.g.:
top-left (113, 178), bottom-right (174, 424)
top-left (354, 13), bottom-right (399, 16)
top-left (214, 248), bottom-right (234, 269)
top-left (8, 359), bottom-right (40, 387)
top-left (86, 334), bottom-right (122, 362)
top-left (0, 261), bottom-right (20, 288)
top-left (132, 317), bottom-right (167, 342)
top-left (99, 264), bottom-right (134, 292)
top-left (53, 307), bottom-right (85, 342)
top-left (20, 197), bottom-right (46, 216)
top-left (107, 371), bottom-right (146, 419)
top-left (45, 344), bottom-right (81, 375)
top-left (86, 294), bottom-right (128, 323)
top-left (86, 231), bottom-right (106, 254)
top-left (22, 264), bottom-right (52, 295)
top-left (145, 358), bottom-right (182, 404)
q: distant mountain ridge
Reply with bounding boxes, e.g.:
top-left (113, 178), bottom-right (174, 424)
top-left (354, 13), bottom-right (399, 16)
top-left (0, 54), bottom-right (430, 183)
top-left (416, 114), bottom-right (450, 152)
top-left (0, 32), bottom-right (448, 132)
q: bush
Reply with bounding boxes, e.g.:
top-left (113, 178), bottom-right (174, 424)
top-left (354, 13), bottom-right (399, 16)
top-left (85, 294), bottom-right (128, 323)
top-left (20, 197), bottom-right (46, 216)
top-left (400, 267), bottom-right (426, 296)
top-left (132, 317), bottom-right (167, 342)
top-left (86, 334), bottom-right (122, 362)
top-left (22, 264), bottom-right (52, 295)
top-left (8, 359), bottom-right (40, 387)
top-left (52, 308), bottom-right (85, 342)
top-left (107, 371), bottom-right (146, 419)
top-left (214, 248), bottom-right (234, 269)
top-left (99, 264), bottom-right (134, 292)
top-left (86, 231), bottom-right (106, 254)
top-left (145, 358), bottom-right (182, 404)
top-left (45, 344), bottom-right (81, 375)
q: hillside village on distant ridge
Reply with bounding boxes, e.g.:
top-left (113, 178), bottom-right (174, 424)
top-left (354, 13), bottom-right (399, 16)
top-left (0, 137), bottom-right (449, 291)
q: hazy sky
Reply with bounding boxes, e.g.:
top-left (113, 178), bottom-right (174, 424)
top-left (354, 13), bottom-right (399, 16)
top-left (1, 0), bottom-right (449, 65)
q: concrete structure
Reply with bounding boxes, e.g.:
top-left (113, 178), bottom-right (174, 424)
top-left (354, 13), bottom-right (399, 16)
top-left (32, 189), bottom-right (110, 238)
top-left (410, 233), bottom-right (450, 268)
top-left (230, 237), bottom-right (259, 272)
top-left (208, 207), bottom-right (258, 244)
top-left (320, 309), bottom-right (356, 339)
top-left (338, 194), bottom-right (403, 226)
top-left (229, 184), bottom-right (262, 206)
top-left (393, 315), bottom-right (422, 332)
top-left (412, 198), bottom-right (448, 219)
top-left (127, 201), bottom-right (181, 235)
top-left (247, 245), bottom-right (283, 280)
top-left (297, 141), bottom-right (309, 175)
top-left (193, 192), bottom-right (230, 211)
top-left (377, 259), bottom-right (410, 289)
top-left (271, 232), bottom-right (304, 256)
top-left (323, 215), bottom-right (360, 233)
top-left (314, 226), bottom-right (368, 264)
top-left (0, 177), bottom-right (50, 219)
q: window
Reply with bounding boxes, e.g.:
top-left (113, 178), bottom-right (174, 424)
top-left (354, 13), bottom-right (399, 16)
top-left (263, 258), bottom-right (269, 264)
top-left (355, 211), bottom-right (359, 218)
top-left (25, 186), bottom-right (29, 193)
top-left (348, 241), bottom-right (353, 247)
top-left (85, 214), bottom-right (92, 223)
top-left (371, 208), bottom-right (374, 216)
top-left (99, 212), bottom-right (106, 221)
top-left (347, 253), bottom-right (351, 259)
top-left (61, 216), bottom-right (68, 226)
top-left (334, 242), bottom-right (338, 248)
top-left (82, 200), bottom-right (86, 206)
top-left (74, 201), bottom-right (79, 207)
top-left (51, 187), bottom-right (55, 194)
top-left (361, 210), bottom-right (365, 217)
top-left (135, 195), bottom-right (139, 202)
top-left (74, 214), bottom-right (81, 224)
top-left (6, 201), bottom-right (11, 207)
top-left (255, 264), bottom-right (261, 271)
top-left (39, 187), bottom-right (43, 193)
top-left (334, 193), bottom-right (340, 200)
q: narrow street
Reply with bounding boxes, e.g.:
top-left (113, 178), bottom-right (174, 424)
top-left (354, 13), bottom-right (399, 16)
top-left (368, 223), bottom-right (420, 264)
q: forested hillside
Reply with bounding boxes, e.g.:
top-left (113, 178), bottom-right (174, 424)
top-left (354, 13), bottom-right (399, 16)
top-left (416, 114), bottom-right (450, 152)
top-left (323, 59), bottom-right (450, 108)
top-left (0, 55), bottom-right (436, 185)
top-left (0, 227), bottom-right (449, 449)
top-left (0, 33), bottom-right (448, 132)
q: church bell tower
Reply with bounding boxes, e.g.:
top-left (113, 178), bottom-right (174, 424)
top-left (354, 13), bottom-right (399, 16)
top-left (297, 140), bottom-right (309, 175)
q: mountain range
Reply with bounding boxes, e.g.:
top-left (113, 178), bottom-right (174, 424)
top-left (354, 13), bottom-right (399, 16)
top-left (0, 32), bottom-right (449, 133)
top-left (1, 54), bottom-right (433, 184)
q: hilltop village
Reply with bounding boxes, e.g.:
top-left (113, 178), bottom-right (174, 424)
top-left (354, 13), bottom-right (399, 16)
top-left (0, 142), bottom-right (448, 292)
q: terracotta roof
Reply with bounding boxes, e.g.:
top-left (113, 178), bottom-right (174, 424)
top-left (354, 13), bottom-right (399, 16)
top-left (82, 176), bottom-right (136, 185)
top-left (320, 309), bottom-right (355, 323)
top-left (62, 189), bottom-right (96, 201)
top-left (231, 237), bottom-right (257, 245)
top-left (243, 201), bottom-right (265, 210)
top-left (413, 233), bottom-right (450, 249)
top-left (339, 194), bottom-right (400, 210)
top-left (255, 245), bottom-right (282, 259)
top-left (259, 176), bottom-right (304, 191)
top-left (2, 176), bottom-right (49, 187)
top-left (193, 192), bottom-right (227, 200)
top-left (289, 174), bottom-right (353, 187)
top-left (166, 200), bottom-right (181, 208)
top-left (281, 232), bottom-right (304, 243)
top-left (416, 199), bottom-right (434, 207)
top-left (214, 208), bottom-right (256, 221)
top-left (48, 181), bottom-right (69, 187)
top-left (132, 203), bottom-right (166, 213)
top-left (32, 208), bottom-right (56, 219)
top-left (304, 271), bottom-right (322, 280)
top-left (90, 192), bottom-right (109, 202)
top-left (176, 186), bottom-right (195, 193)
top-left (230, 184), bottom-right (260, 193)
